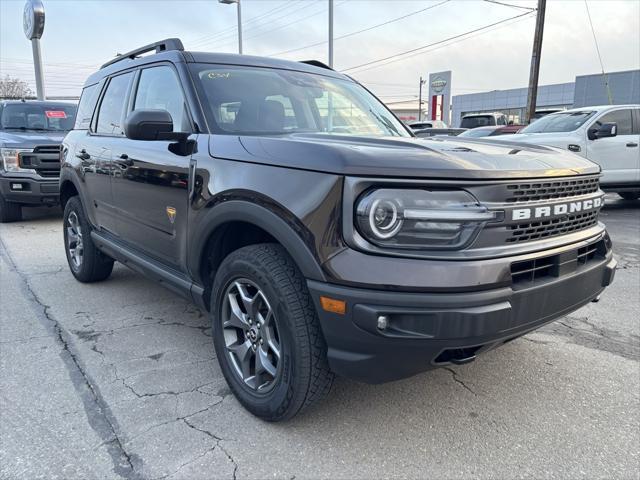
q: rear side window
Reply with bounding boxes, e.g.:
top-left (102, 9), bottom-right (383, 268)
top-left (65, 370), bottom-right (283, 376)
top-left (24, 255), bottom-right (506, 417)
top-left (594, 109), bottom-right (633, 135)
top-left (96, 72), bottom-right (134, 135)
top-left (74, 84), bottom-right (99, 130)
top-left (634, 109), bottom-right (640, 135)
top-left (133, 66), bottom-right (189, 132)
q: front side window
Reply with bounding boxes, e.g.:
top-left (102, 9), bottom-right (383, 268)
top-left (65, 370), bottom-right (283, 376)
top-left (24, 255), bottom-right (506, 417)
top-left (134, 66), bottom-right (189, 132)
top-left (96, 72), bottom-right (133, 135)
top-left (593, 109), bottom-right (633, 135)
top-left (0, 102), bottom-right (77, 131)
top-left (192, 65), bottom-right (409, 137)
top-left (520, 111), bottom-right (596, 133)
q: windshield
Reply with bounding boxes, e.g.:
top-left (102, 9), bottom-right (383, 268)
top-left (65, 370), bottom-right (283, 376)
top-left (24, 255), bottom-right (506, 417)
top-left (460, 116), bottom-right (495, 128)
top-left (192, 65), bottom-right (410, 137)
top-left (0, 103), bottom-right (77, 132)
top-left (520, 111), bottom-right (595, 133)
top-left (458, 127), bottom-right (494, 138)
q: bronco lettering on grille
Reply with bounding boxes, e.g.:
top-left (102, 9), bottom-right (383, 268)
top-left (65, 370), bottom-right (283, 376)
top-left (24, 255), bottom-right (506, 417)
top-left (512, 197), bottom-right (603, 221)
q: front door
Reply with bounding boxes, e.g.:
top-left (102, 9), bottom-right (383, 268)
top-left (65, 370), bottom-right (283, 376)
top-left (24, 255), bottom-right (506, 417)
top-left (109, 64), bottom-right (193, 270)
top-left (586, 107), bottom-right (640, 185)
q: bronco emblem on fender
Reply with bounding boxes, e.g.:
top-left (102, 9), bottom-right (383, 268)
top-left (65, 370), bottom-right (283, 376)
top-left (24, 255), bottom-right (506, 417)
top-left (166, 206), bottom-right (176, 224)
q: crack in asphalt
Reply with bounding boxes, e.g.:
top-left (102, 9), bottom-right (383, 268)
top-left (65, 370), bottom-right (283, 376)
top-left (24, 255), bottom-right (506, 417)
top-left (0, 241), bottom-right (143, 480)
top-left (444, 367), bottom-right (478, 395)
top-left (182, 417), bottom-right (239, 480)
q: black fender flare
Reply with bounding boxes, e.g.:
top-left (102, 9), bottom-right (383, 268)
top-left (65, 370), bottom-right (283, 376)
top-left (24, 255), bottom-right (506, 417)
top-left (189, 200), bottom-right (327, 286)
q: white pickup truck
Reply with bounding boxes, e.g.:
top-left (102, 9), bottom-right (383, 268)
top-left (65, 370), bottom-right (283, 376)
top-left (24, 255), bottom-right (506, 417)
top-left (492, 105), bottom-right (640, 200)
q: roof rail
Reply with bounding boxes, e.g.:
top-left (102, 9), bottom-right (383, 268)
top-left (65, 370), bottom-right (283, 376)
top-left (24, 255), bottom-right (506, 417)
top-left (299, 60), bottom-right (334, 71)
top-left (101, 38), bottom-right (184, 69)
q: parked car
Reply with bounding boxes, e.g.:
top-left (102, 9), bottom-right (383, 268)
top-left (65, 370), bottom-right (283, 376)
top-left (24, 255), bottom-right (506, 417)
top-left (531, 108), bottom-right (565, 121)
top-left (460, 112), bottom-right (508, 129)
top-left (61, 39), bottom-right (616, 421)
top-left (0, 100), bottom-right (77, 222)
top-left (457, 125), bottom-right (524, 137)
top-left (491, 105), bottom-right (640, 199)
top-left (408, 120), bottom-right (448, 130)
top-left (413, 127), bottom-right (466, 137)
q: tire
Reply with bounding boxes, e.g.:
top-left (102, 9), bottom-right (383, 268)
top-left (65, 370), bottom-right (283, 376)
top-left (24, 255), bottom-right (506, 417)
top-left (211, 243), bottom-right (334, 421)
top-left (618, 191), bottom-right (640, 201)
top-left (0, 195), bottom-right (22, 223)
top-left (63, 196), bottom-right (114, 282)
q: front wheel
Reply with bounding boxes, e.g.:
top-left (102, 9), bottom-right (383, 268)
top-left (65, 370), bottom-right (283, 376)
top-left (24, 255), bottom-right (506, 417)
top-left (63, 196), bottom-right (114, 282)
top-left (618, 191), bottom-right (640, 201)
top-left (211, 244), bottom-right (334, 421)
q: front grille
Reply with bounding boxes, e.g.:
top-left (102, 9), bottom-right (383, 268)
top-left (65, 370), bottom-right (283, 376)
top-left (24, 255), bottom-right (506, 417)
top-left (506, 177), bottom-right (599, 203)
top-left (511, 238), bottom-right (606, 286)
top-left (33, 145), bottom-right (62, 154)
top-left (506, 211), bottom-right (599, 243)
top-left (19, 145), bottom-right (62, 178)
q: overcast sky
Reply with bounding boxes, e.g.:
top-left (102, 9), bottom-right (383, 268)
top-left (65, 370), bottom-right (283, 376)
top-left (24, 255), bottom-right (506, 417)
top-left (1, 0), bottom-right (638, 103)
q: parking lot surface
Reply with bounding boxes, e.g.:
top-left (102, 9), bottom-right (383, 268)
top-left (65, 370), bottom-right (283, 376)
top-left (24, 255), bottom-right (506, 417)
top-left (1, 195), bottom-right (638, 480)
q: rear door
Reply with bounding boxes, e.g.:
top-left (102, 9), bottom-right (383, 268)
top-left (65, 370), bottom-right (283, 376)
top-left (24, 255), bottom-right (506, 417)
top-left (585, 108), bottom-right (640, 185)
top-left (109, 64), bottom-right (193, 270)
top-left (82, 72), bottom-right (135, 232)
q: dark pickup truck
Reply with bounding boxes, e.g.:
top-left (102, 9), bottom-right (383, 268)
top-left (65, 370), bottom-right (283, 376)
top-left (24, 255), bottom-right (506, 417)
top-left (0, 100), bottom-right (77, 222)
top-left (60, 39), bottom-right (616, 421)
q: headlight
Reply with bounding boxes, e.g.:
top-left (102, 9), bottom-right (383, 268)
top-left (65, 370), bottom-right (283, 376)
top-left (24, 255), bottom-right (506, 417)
top-left (0, 148), bottom-right (35, 173)
top-left (356, 189), bottom-right (496, 250)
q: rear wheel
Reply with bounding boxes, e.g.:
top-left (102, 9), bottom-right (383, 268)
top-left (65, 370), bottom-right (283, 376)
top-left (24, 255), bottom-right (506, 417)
top-left (0, 195), bottom-right (22, 223)
top-left (618, 191), bottom-right (640, 201)
top-left (211, 243), bottom-right (334, 421)
top-left (63, 196), bottom-right (114, 282)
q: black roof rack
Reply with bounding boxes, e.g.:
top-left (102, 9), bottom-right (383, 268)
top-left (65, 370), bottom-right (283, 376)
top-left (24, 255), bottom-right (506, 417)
top-left (101, 38), bottom-right (184, 69)
top-left (299, 60), bottom-right (334, 71)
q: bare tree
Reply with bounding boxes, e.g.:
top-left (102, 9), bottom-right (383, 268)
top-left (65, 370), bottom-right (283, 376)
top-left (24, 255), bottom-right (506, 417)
top-left (0, 76), bottom-right (34, 99)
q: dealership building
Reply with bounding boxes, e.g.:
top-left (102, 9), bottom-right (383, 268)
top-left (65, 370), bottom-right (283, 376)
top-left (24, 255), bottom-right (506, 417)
top-left (391, 69), bottom-right (639, 127)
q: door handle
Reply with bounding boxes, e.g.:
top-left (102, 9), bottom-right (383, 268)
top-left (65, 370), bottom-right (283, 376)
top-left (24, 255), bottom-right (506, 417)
top-left (77, 149), bottom-right (90, 161)
top-left (626, 142), bottom-right (638, 147)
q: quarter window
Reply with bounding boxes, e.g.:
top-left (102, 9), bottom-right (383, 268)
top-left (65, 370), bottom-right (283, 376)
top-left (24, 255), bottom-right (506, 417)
top-left (75, 84), bottom-right (99, 130)
top-left (134, 66), bottom-right (189, 132)
top-left (594, 109), bottom-right (633, 135)
top-left (96, 72), bottom-right (134, 135)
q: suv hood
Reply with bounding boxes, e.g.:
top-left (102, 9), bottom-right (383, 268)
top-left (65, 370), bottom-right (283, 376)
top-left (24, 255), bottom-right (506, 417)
top-left (211, 134), bottom-right (599, 180)
top-left (0, 130), bottom-right (66, 149)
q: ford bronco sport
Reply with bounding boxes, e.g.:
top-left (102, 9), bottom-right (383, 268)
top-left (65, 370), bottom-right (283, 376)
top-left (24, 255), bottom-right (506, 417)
top-left (60, 39), bottom-right (616, 421)
top-left (1, 100), bottom-right (77, 222)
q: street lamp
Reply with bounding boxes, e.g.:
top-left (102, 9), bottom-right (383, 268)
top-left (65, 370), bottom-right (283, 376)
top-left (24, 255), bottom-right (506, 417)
top-left (219, 0), bottom-right (242, 54)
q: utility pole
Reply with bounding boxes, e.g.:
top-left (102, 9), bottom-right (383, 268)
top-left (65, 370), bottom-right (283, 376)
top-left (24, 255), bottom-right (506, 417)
top-left (418, 77), bottom-right (426, 121)
top-left (328, 0), bottom-right (334, 68)
top-left (524, 0), bottom-right (546, 124)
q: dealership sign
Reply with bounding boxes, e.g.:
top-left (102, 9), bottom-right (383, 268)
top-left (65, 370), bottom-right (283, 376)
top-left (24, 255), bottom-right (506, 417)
top-left (431, 77), bottom-right (447, 94)
top-left (23, 0), bottom-right (45, 40)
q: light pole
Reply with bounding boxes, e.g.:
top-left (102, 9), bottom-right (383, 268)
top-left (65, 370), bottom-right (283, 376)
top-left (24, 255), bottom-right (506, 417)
top-left (23, 0), bottom-right (46, 100)
top-left (219, 0), bottom-right (242, 54)
top-left (418, 77), bottom-right (426, 121)
top-left (328, 0), bottom-right (334, 68)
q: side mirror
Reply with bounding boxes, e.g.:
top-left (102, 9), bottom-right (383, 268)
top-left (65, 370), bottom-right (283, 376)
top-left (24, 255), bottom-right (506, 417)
top-left (588, 122), bottom-right (617, 140)
top-left (124, 109), bottom-right (190, 142)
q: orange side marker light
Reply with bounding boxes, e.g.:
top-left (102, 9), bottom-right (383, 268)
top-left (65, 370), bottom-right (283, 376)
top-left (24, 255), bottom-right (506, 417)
top-left (320, 296), bottom-right (346, 315)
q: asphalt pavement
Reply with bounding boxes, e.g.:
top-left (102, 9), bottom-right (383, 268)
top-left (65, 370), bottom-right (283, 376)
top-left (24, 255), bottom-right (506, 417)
top-left (1, 195), bottom-right (638, 480)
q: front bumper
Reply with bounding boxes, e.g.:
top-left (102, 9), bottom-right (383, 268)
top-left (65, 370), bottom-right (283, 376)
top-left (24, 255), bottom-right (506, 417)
top-left (0, 176), bottom-right (59, 205)
top-left (308, 239), bottom-right (616, 384)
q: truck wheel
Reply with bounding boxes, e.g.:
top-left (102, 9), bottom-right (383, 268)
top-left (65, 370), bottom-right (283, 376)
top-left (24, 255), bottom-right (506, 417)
top-left (618, 191), bottom-right (639, 201)
top-left (0, 195), bottom-right (22, 223)
top-left (63, 196), bottom-right (114, 282)
top-left (211, 243), bottom-right (334, 421)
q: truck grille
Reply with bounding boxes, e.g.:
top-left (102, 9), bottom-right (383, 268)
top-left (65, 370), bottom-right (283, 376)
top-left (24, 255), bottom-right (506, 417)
top-left (506, 177), bottom-right (599, 203)
top-left (506, 210), bottom-right (599, 243)
top-left (19, 145), bottom-right (62, 179)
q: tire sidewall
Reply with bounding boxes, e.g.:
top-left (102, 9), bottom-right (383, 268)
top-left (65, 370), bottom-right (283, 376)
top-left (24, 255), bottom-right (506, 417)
top-left (211, 251), bottom-right (302, 420)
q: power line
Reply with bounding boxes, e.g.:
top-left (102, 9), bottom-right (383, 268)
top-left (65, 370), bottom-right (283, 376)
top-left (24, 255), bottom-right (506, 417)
top-left (269, 0), bottom-right (450, 57)
top-left (584, 0), bottom-right (613, 104)
top-left (343, 10), bottom-right (535, 73)
top-left (483, 0), bottom-right (536, 11)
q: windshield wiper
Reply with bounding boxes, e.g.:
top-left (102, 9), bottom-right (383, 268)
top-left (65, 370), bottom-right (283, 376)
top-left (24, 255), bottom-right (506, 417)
top-left (2, 127), bottom-right (50, 131)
